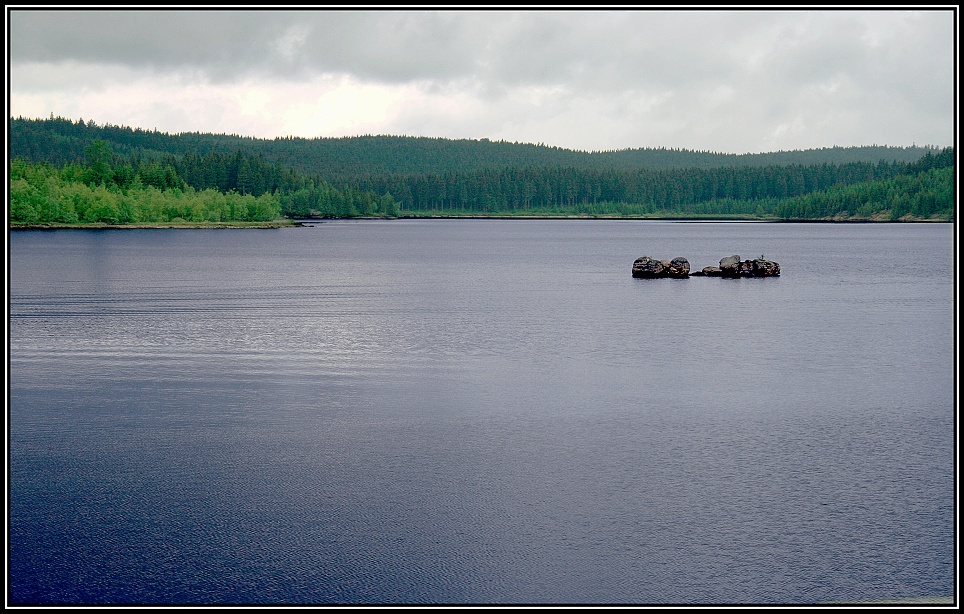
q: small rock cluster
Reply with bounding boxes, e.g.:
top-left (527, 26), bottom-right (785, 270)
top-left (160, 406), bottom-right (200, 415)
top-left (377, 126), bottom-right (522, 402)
top-left (631, 256), bottom-right (691, 278)
top-left (632, 254), bottom-right (780, 278)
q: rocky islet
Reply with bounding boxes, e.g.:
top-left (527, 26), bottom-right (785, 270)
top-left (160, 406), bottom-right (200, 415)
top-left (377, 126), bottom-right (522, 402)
top-left (632, 254), bottom-right (780, 278)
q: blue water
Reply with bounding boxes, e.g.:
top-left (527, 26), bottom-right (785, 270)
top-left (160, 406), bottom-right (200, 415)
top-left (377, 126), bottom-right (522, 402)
top-left (8, 220), bottom-right (955, 605)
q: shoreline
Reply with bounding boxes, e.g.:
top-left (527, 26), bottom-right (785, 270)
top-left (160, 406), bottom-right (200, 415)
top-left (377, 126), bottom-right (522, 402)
top-left (8, 215), bottom-right (952, 230)
top-left (8, 220), bottom-right (303, 230)
top-left (395, 214), bottom-right (951, 223)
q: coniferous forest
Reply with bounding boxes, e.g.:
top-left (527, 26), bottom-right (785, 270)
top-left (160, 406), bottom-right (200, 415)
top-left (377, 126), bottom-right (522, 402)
top-left (8, 115), bottom-right (955, 226)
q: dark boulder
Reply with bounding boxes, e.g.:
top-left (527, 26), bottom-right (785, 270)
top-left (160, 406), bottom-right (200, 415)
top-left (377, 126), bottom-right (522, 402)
top-left (736, 260), bottom-right (756, 277)
top-left (632, 256), bottom-right (690, 278)
top-left (667, 257), bottom-right (691, 278)
top-left (632, 256), bottom-right (665, 278)
top-left (719, 254), bottom-right (780, 277)
top-left (752, 258), bottom-right (781, 277)
top-left (719, 254), bottom-right (742, 277)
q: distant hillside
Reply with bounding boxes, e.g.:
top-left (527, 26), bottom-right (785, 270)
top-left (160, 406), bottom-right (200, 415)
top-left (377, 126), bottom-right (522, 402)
top-left (9, 115), bottom-right (938, 180)
top-left (9, 115), bottom-right (953, 223)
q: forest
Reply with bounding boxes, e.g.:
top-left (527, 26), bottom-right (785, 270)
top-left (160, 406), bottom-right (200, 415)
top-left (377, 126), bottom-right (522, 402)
top-left (8, 115), bottom-right (956, 225)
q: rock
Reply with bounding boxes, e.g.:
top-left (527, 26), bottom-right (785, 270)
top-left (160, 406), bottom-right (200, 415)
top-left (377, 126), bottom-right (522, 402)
top-left (719, 255), bottom-right (742, 277)
top-left (697, 266), bottom-right (723, 277)
top-left (632, 256), bottom-right (689, 278)
top-left (752, 258), bottom-right (781, 277)
top-left (667, 257), bottom-right (690, 278)
top-left (719, 254), bottom-right (780, 277)
top-left (632, 256), bottom-right (665, 278)
top-left (736, 260), bottom-right (755, 277)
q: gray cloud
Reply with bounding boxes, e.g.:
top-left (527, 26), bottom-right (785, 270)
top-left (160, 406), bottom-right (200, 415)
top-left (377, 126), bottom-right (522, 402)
top-left (11, 11), bottom-right (281, 72)
top-left (15, 10), bottom-right (947, 88)
top-left (8, 9), bottom-right (955, 152)
top-left (10, 10), bottom-right (489, 82)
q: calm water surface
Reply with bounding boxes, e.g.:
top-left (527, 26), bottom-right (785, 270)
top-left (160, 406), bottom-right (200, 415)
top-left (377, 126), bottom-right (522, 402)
top-left (8, 221), bottom-right (955, 605)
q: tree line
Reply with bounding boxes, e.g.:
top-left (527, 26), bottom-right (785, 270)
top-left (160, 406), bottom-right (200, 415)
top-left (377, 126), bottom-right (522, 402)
top-left (347, 148), bottom-right (954, 218)
top-left (9, 140), bottom-right (401, 225)
top-left (10, 152), bottom-right (281, 225)
top-left (8, 115), bottom-right (955, 223)
top-left (11, 115), bottom-right (940, 178)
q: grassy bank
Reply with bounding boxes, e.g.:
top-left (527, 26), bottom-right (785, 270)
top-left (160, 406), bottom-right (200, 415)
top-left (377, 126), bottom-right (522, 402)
top-left (9, 219), bottom-right (302, 230)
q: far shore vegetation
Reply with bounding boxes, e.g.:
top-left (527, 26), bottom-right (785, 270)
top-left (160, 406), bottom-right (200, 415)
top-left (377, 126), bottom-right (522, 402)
top-left (9, 116), bottom-right (954, 228)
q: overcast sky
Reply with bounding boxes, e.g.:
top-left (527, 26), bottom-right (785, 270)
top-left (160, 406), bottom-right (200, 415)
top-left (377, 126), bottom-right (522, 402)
top-left (7, 8), bottom-right (957, 154)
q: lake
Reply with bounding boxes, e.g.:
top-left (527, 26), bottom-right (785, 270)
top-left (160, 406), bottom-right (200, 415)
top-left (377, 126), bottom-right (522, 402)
top-left (8, 220), bottom-right (955, 605)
